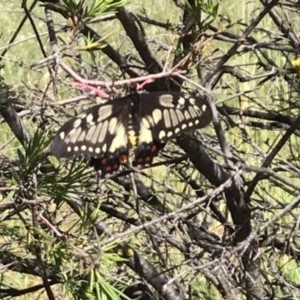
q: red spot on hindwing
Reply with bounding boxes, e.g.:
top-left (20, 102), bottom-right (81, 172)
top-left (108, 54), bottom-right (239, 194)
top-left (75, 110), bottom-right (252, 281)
top-left (133, 141), bottom-right (165, 166)
top-left (89, 148), bottom-right (128, 176)
top-left (119, 153), bottom-right (128, 163)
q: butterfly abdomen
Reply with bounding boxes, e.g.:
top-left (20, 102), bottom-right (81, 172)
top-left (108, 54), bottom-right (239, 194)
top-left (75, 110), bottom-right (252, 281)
top-left (127, 97), bottom-right (140, 149)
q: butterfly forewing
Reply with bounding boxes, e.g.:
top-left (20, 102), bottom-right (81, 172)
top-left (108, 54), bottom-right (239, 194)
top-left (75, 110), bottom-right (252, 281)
top-left (139, 92), bottom-right (212, 141)
top-left (51, 98), bottom-right (130, 162)
top-left (133, 92), bottom-right (212, 165)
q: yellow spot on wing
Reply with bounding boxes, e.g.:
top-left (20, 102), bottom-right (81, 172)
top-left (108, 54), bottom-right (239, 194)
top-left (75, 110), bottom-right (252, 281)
top-left (110, 122), bottom-right (126, 152)
top-left (128, 131), bottom-right (138, 148)
top-left (152, 109), bottom-right (162, 124)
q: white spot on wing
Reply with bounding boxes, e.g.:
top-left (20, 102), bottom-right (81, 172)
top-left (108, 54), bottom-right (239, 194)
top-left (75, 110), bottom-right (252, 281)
top-left (98, 120), bottom-right (109, 143)
top-left (81, 145), bottom-right (87, 151)
top-left (194, 106), bottom-right (202, 115)
top-left (67, 146), bottom-right (72, 152)
top-left (158, 94), bottom-right (173, 107)
top-left (108, 117), bottom-right (118, 134)
top-left (163, 109), bottom-right (171, 128)
top-left (178, 97), bottom-right (185, 106)
top-left (88, 147), bottom-right (94, 152)
top-left (110, 122), bottom-right (126, 152)
top-left (86, 113), bottom-right (95, 126)
top-left (77, 129), bottom-right (86, 142)
top-left (189, 98), bottom-right (196, 105)
top-left (202, 104), bottom-right (207, 112)
top-left (140, 119), bottom-right (153, 143)
top-left (85, 125), bottom-right (96, 142)
top-left (152, 109), bottom-right (162, 124)
top-left (145, 115), bottom-right (154, 127)
top-left (158, 130), bottom-right (166, 140)
top-left (59, 132), bottom-right (65, 140)
top-left (170, 110), bottom-right (178, 127)
top-left (189, 107), bottom-right (196, 118)
top-left (73, 119), bottom-right (82, 129)
top-left (74, 146), bottom-right (79, 152)
top-left (97, 104), bottom-right (113, 122)
top-left (64, 128), bottom-right (75, 143)
top-left (184, 110), bottom-right (191, 119)
top-left (69, 128), bottom-right (82, 144)
top-left (90, 122), bottom-right (103, 144)
top-left (95, 147), bottom-right (101, 154)
top-left (177, 110), bottom-right (184, 122)
top-left (167, 131), bottom-right (173, 138)
top-left (141, 117), bottom-right (150, 128)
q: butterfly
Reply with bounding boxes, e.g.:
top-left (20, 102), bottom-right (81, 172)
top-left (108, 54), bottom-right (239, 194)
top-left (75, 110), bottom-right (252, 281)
top-left (51, 91), bottom-right (212, 176)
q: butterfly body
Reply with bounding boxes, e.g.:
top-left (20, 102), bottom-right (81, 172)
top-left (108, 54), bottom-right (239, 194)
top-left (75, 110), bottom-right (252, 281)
top-left (51, 92), bottom-right (212, 176)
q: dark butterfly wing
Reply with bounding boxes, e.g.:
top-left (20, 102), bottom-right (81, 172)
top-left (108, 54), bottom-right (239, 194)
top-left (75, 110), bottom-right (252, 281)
top-left (51, 98), bottom-right (130, 175)
top-left (51, 92), bottom-right (212, 176)
top-left (134, 92), bottom-right (212, 165)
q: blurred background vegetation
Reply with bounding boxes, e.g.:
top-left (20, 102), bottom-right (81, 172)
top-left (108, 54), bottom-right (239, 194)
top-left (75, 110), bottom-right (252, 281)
top-left (1, 0), bottom-right (300, 299)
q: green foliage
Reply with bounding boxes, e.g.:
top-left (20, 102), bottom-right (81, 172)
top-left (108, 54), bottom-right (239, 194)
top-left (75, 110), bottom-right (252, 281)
top-left (87, 0), bottom-right (128, 18)
top-left (2, 0), bottom-right (300, 299)
top-left (17, 130), bottom-right (50, 175)
top-left (7, 130), bottom-right (131, 299)
top-left (51, 241), bottom-right (128, 300)
top-left (43, 0), bottom-right (128, 21)
top-left (184, 0), bottom-right (220, 27)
